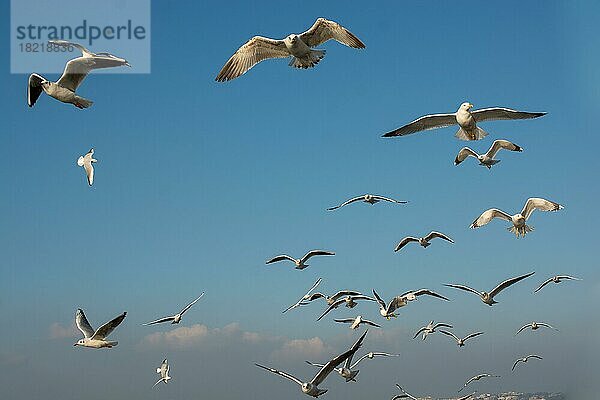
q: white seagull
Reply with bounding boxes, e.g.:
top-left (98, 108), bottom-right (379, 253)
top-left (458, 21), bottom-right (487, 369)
top-left (77, 148), bottom-right (97, 186)
top-left (216, 18), bottom-right (365, 82)
top-left (266, 250), bottom-right (335, 270)
top-left (382, 102), bottom-right (546, 141)
top-left (512, 355), bottom-right (543, 371)
top-left (306, 290), bottom-right (364, 306)
top-left (143, 293), bottom-right (205, 326)
top-left (282, 278), bottom-right (323, 313)
top-left (327, 194), bottom-right (407, 211)
top-left (413, 320), bottom-right (453, 341)
top-left (515, 321), bottom-right (558, 336)
top-left (74, 309), bottom-right (126, 349)
top-left (28, 40), bottom-right (130, 109)
top-left (394, 231), bottom-right (454, 252)
top-left (307, 350), bottom-right (396, 383)
top-left (458, 373), bottom-right (500, 393)
top-left (392, 384), bottom-right (418, 400)
top-left (534, 275), bottom-right (582, 293)
top-left (372, 289), bottom-right (449, 319)
top-left (470, 197), bottom-right (563, 237)
top-left (454, 139), bottom-right (523, 169)
top-left (255, 330), bottom-right (367, 397)
top-left (153, 359), bottom-right (171, 387)
top-left (316, 295), bottom-right (377, 321)
top-left (334, 315), bottom-right (381, 330)
top-left (444, 271), bottom-right (535, 306)
top-left (439, 330), bottom-right (484, 347)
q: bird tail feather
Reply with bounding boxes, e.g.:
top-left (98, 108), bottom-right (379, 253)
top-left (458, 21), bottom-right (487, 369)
top-left (455, 126), bottom-right (488, 141)
top-left (508, 224), bottom-right (534, 237)
top-left (73, 96), bottom-right (93, 109)
top-left (289, 50), bottom-right (326, 69)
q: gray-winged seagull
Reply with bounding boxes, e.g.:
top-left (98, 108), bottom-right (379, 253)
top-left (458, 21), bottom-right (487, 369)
top-left (74, 309), bottom-right (126, 349)
top-left (445, 271), bottom-right (535, 306)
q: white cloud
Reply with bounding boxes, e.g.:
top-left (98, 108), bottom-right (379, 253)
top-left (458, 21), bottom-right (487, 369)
top-left (270, 337), bottom-right (330, 362)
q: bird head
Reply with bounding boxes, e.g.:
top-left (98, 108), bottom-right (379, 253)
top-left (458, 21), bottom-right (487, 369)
top-left (74, 339), bottom-right (85, 346)
top-left (460, 102), bottom-right (474, 111)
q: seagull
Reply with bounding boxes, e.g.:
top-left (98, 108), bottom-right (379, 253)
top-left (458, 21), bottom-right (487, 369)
top-left (307, 350), bottom-right (396, 383)
top-left (392, 384), bottom-right (418, 400)
top-left (316, 295), bottom-right (377, 321)
top-left (255, 330), bottom-right (367, 397)
top-left (534, 275), bottom-right (582, 293)
top-left (515, 321), bottom-right (558, 336)
top-left (327, 194), bottom-right (407, 211)
top-left (444, 271), bottom-right (535, 306)
top-left (74, 309), bottom-right (126, 349)
top-left (306, 290), bottom-right (364, 306)
top-left (458, 373), bottom-right (500, 393)
top-left (143, 293), bottom-right (205, 326)
top-left (28, 40), bottom-right (130, 109)
top-left (266, 250), bottom-right (335, 270)
top-left (512, 355), bottom-right (543, 371)
top-left (394, 231), bottom-right (454, 252)
top-left (372, 289), bottom-right (449, 319)
top-left (413, 320), bottom-right (453, 341)
top-left (454, 139), bottom-right (523, 169)
top-left (334, 315), bottom-right (381, 329)
top-left (470, 197), bottom-right (563, 237)
top-left (382, 102), bottom-right (546, 141)
top-left (77, 148), bottom-right (97, 186)
top-left (153, 359), bottom-right (171, 387)
top-left (439, 330), bottom-right (484, 347)
top-left (282, 278), bottom-right (323, 313)
top-left (216, 18), bottom-right (365, 82)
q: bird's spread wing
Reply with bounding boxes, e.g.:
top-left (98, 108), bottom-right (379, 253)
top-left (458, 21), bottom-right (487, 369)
top-left (305, 361), bottom-right (326, 368)
top-left (28, 74), bottom-right (45, 107)
top-left (424, 231), bottom-right (454, 243)
top-left (351, 294), bottom-right (377, 302)
top-left (537, 322), bottom-right (557, 330)
top-left (439, 330), bottom-right (460, 343)
top-left (334, 318), bottom-right (355, 324)
top-left (317, 299), bottom-right (345, 321)
top-left (362, 319), bottom-right (381, 328)
top-left (382, 113), bottom-right (457, 137)
top-left (306, 293), bottom-right (326, 302)
top-left (49, 40), bottom-right (93, 56)
top-left (394, 237), bottom-right (419, 252)
top-left (455, 147), bottom-right (479, 165)
top-left (471, 107), bottom-right (546, 123)
top-left (266, 254), bottom-right (296, 264)
top-left (302, 250), bottom-right (335, 263)
top-left (75, 309), bottom-right (95, 338)
top-left (179, 292), bottom-right (205, 315)
top-left (521, 197), bottom-right (563, 220)
top-left (299, 18), bottom-right (365, 48)
top-left (470, 208), bottom-right (512, 228)
top-left (489, 271), bottom-right (535, 298)
top-left (143, 316), bottom-right (175, 326)
top-left (84, 162), bottom-right (94, 186)
top-left (160, 359), bottom-right (168, 377)
top-left (512, 359), bottom-right (522, 371)
top-left (312, 330), bottom-right (367, 385)
top-left (534, 277), bottom-right (554, 293)
top-left (487, 139), bottom-right (522, 158)
top-left (406, 289), bottom-right (450, 301)
top-left (515, 324), bottom-right (531, 335)
top-left (443, 284), bottom-right (481, 297)
top-left (372, 195), bottom-right (408, 204)
top-left (463, 331), bottom-right (484, 342)
top-left (255, 363), bottom-right (303, 386)
top-left (330, 290), bottom-right (362, 302)
top-left (413, 327), bottom-right (427, 339)
top-left (215, 36), bottom-right (289, 82)
top-left (434, 322), bottom-right (453, 329)
top-left (372, 289), bottom-right (386, 309)
top-left (153, 378), bottom-right (165, 388)
top-left (284, 278), bottom-right (323, 313)
top-left (56, 52), bottom-right (129, 92)
top-left (91, 312), bottom-right (126, 340)
top-left (527, 354), bottom-right (543, 360)
top-left (327, 196), bottom-right (364, 211)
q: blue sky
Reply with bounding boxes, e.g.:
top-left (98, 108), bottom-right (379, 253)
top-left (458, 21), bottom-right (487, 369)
top-left (1, 1), bottom-right (599, 399)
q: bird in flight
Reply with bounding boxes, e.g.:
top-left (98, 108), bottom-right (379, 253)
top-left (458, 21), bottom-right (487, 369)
top-left (77, 148), bottom-right (97, 186)
top-left (282, 278), bottom-right (323, 313)
top-left (316, 295), bottom-right (377, 321)
top-left (444, 271), bottom-right (535, 306)
top-left (454, 139), bottom-right (523, 169)
top-left (153, 359), bottom-right (171, 387)
top-left (512, 355), bottom-right (543, 371)
top-left (327, 194), bottom-right (407, 211)
top-left (439, 330), bottom-right (484, 347)
top-left (306, 350), bottom-right (397, 383)
top-left (458, 373), bottom-right (500, 393)
top-left (391, 384), bottom-right (418, 400)
top-left (515, 321), bottom-right (558, 336)
top-left (470, 197), bottom-right (563, 237)
top-left (216, 18), bottom-right (365, 82)
top-left (143, 293), bottom-right (205, 326)
top-left (382, 102), bottom-right (546, 141)
top-left (74, 309), bottom-right (126, 349)
top-left (394, 231), bottom-right (454, 252)
top-left (413, 320), bottom-right (453, 341)
top-left (372, 289), bottom-right (449, 319)
top-left (334, 315), bottom-right (381, 330)
top-left (534, 275), bottom-right (582, 293)
top-left (266, 250), bottom-right (335, 270)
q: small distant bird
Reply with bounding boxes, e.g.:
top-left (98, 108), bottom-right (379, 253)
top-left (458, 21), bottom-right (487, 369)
top-left (445, 271), bottom-right (534, 306)
top-left (316, 295), bottom-right (376, 321)
top-left (458, 373), bottom-right (500, 393)
top-left (394, 231), bottom-right (454, 252)
top-left (454, 139), bottom-right (523, 169)
top-left (470, 197), bottom-right (563, 237)
top-left (266, 250), bottom-right (335, 270)
top-left (282, 278), bottom-right (323, 313)
top-left (334, 315), bottom-right (381, 330)
top-left (74, 309), bottom-right (126, 349)
top-left (307, 350), bottom-right (397, 383)
top-left (255, 330), bottom-right (367, 397)
top-left (77, 148), bottom-right (97, 186)
top-left (306, 290), bottom-right (363, 306)
top-left (413, 321), bottom-right (453, 341)
top-left (382, 102), bottom-right (546, 141)
top-left (143, 293), bottom-right (205, 326)
top-left (372, 289), bottom-right (449, 319)
top-left (216, 18), bottom-right (365, 82)
top-left (28, 40), bottom-right (130, 109)
top-left (327, 194), bottom-right (407, 211)
top-left (534, 275), bottom-right (582, 293)
top-left (439, 330), bottom-right (484, 347)
top-left (153, 359), bottom-right (171, 387)
top-left (515, 321), bottom-right (558, 336)
top-left (392, 384), bottom-right (418, 400)
top-left (512, 354), bottom-right (543, 371)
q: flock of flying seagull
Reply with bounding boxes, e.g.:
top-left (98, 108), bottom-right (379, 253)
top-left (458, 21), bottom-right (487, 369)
top-left (24, 15), bottom-right (580, 400)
